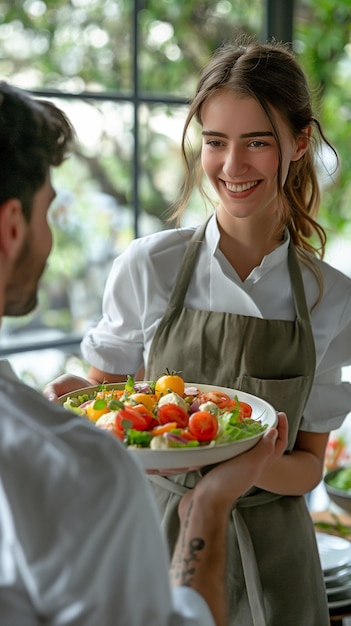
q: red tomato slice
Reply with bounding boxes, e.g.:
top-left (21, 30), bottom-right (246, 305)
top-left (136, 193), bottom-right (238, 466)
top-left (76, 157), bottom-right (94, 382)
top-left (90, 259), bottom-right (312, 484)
top-left (239, 401), bottom-right (253, 418)
top-left (202, 393), bottom-right (253, 417)
top-left (130, 404), bottom-right (157, 430)
top-left (158, 404), bottom-right (189, 427)
top-left (115, 407), bottom-right (150, 432)
top-left (147, 417), bottom-right (160, 430)
top-left (217, 398), bottom-right (239, 410)
top-left (188, 411), bottom-right (218, 442)
top-left (198, 391), bottom-right (232, 409)
top-left (223, 400), bottom-right (253, 420)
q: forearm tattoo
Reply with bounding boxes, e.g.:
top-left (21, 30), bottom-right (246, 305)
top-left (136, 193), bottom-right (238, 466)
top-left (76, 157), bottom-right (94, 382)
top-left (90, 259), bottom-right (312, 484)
top-left (171, 500), bottom-right (206, 586)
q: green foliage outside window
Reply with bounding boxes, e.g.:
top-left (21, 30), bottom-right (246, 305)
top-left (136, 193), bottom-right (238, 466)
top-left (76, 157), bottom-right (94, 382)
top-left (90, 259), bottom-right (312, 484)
top-left (0, 0), bottom-right (350, 386)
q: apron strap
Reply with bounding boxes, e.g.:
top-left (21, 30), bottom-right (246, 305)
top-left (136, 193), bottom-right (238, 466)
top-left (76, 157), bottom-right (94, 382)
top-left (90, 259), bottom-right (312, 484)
top-left (287, 243), bottom-right (316, 377)
top-left (232, 508), bottom-right (267, 626)
top-left (287, 243), bottom-right (312, 323)
top-left (145, 220), bottom-right (210, 350)
top-left (168, 220), bottom-right (209, 309)
top-left (147, 474), bottom-right (191, 496)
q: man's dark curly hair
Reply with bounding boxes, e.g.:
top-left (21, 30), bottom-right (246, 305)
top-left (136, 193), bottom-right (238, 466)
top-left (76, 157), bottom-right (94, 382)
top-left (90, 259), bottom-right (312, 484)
top-left (0, 82), bottom-right (74, 219)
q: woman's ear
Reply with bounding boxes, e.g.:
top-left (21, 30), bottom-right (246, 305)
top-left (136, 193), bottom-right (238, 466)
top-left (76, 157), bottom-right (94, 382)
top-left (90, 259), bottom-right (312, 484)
top-left (291, 126), bottom-right (311, 162)
top-left (0, 198), bottom-right (26, 260)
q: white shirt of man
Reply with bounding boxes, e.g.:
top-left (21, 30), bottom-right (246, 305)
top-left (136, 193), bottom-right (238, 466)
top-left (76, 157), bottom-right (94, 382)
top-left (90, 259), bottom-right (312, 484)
top-left (0, 360), bottom-right (214, 626)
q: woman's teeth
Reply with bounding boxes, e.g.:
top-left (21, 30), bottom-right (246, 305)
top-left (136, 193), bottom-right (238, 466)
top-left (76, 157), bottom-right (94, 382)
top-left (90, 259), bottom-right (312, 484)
top-left (225, 181), bottom-right (258, 192)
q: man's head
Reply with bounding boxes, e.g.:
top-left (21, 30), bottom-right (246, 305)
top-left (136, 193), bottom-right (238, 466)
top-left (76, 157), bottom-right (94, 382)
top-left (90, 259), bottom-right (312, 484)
top-left (0, 82), bottom-right (73, 220)
top-left (0, 82), bottom-right (74, 317)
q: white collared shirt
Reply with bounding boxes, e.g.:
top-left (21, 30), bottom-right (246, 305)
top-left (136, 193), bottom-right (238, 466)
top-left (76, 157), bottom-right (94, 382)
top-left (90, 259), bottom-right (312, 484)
top-left (0, 360), bottom-right (214, 626)
top-left (82, 213), bottom-right (351, 433)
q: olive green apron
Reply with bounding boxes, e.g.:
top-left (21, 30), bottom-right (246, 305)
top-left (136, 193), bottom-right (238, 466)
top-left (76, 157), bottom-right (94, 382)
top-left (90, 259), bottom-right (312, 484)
top-left (145, 220), bottom-right (329, 626)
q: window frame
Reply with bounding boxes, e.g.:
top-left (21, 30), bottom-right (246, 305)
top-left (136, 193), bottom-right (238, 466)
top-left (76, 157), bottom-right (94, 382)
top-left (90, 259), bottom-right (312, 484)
top-left (0, 0), bottom-right (294, 358)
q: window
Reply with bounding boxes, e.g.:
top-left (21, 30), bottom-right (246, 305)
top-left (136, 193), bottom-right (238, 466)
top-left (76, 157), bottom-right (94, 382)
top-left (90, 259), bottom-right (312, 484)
top-left (2, 0), bottom-right (350, 388)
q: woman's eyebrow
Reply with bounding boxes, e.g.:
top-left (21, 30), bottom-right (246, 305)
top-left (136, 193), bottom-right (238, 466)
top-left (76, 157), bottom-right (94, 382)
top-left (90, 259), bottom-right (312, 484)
top-left (202, 130), bottom-right (273, 138)
top-left (202, 130), bottom-right (228, 137)
top-left (240, 131), bottom-right (273, 138)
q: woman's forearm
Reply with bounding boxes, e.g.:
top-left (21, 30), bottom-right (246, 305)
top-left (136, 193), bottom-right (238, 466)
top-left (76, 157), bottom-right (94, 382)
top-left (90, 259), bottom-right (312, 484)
top-left (170, 493), bottom-right (229, 626)
top-left (254, 449), bottom-right (323, 495)
top-left (255, 431), bottom-right (329, 495)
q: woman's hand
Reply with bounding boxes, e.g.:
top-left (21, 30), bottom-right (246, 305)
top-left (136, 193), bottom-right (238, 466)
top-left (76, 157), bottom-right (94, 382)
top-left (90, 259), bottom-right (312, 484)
top-left (43, 366), bottom-right (127, 402)
top-left (43, 374), bottom-right (92, 402)
top-left (180, 412), bottom-right (288, 515)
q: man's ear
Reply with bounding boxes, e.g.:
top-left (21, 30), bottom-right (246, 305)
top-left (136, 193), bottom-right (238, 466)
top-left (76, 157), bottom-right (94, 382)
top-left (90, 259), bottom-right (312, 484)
top-left (291, 126), bottom-right (311, 162)
top-left (0, 199), bottom-right (26, 260)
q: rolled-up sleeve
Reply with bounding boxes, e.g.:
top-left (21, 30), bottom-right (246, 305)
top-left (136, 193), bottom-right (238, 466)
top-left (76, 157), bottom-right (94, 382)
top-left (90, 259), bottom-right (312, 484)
top-left (81, 241), bottom-right (146, 374)
top-left (301, 319), bottom-right (351, 432)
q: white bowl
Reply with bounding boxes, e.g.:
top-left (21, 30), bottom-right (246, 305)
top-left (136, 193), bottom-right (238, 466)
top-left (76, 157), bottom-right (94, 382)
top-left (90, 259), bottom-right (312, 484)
top-left (59, 382), bottom-right (277, 471)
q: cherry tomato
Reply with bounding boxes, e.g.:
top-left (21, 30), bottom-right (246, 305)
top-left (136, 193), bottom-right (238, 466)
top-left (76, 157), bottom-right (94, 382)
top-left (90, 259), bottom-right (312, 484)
top-left (188, 411), bottom-right (218, 442)
top-left (155, 373), bottom-right (185, 399)
top-left (115, 406), bottom-right (150, 432)
top-left (158, 403), bottom-right (189, 427)
top-left (86, 399), bottom-right (110, 423)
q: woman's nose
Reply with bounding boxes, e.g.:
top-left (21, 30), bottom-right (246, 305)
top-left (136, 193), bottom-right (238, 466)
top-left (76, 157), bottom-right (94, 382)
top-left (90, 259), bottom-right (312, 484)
top-left (222, 146), bottom-right (248, 178)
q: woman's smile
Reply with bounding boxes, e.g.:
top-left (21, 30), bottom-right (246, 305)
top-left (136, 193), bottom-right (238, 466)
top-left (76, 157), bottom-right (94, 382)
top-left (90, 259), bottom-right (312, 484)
top-left (224, 179), bottom-right (260, 194)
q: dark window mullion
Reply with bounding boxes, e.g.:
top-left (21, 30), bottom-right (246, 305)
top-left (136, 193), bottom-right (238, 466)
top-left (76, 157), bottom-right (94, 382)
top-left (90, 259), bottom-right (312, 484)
top-left (265, 0), bottom-right (294, 43)
top-left (132, 0), bottom-right (140, 238)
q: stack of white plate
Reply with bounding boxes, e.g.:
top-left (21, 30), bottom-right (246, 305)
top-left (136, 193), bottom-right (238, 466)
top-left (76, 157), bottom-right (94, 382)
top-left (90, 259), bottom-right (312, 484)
top-left (316, 532), bottom-right (351, 609)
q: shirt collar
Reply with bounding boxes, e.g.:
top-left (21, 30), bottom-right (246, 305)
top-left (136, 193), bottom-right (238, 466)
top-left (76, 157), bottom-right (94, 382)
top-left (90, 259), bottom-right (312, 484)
top-left (206, 212), bottom-right (290, 273)
top-left (206, 212), bottom-right (291, 282)
top-left (205, 213), bottom-right (221, 255)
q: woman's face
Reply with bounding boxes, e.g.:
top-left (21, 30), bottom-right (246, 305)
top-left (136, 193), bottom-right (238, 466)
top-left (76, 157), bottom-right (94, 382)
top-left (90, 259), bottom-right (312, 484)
top-left (200, 89), bottom-right (307, 227)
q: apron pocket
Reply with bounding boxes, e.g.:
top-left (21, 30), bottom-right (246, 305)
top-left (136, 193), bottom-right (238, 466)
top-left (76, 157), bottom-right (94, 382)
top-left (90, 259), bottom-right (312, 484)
top-left (238, 374), bottom-right (310, 450)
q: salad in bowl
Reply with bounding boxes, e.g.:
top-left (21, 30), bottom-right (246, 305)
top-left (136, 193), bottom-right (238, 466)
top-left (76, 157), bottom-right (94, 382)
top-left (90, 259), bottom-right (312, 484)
top-left (60, 372), bottom-right (277, 471)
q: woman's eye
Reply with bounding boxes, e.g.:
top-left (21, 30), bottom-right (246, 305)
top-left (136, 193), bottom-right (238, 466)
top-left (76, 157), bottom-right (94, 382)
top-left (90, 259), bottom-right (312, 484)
top-left (206, 140), bottom-right (223, 147)
top-left (249, 140), bottom-right (267, 148)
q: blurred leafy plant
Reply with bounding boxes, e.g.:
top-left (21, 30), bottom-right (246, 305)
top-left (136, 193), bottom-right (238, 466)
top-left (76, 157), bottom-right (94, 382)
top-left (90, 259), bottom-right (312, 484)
top-left (0, 0), bottom-right (350, 343)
